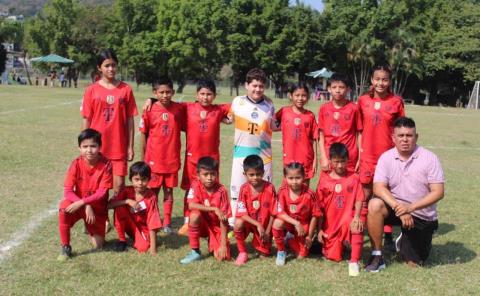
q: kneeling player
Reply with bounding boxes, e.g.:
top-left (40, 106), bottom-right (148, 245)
top-left (108, 162), bottom-right (162, 254)
top-left (317, 143), bottom-right (366, 276)
top-left (180, 157), bottom-right (231, 264)
top-left (234, 155), bottom-right (276, 265)
top-left (58, 129), bottom-right (112, 260)
top-left (272, 163), bottom-right (320, 266)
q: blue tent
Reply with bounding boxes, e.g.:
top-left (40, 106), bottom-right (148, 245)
top-left (306, 67), bottom-right (333, 78)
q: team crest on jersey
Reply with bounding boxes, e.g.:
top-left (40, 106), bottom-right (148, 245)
top-left (200, 110), bottom-right (207, 119)
top-left (374, 102), bottom-right (381, 110)
top-left (290, 204), bottom-right (297, 213)
top-left (333, 112), bottom-right (340, 120)
top-left (162, 113), bottom-right (169, 121)
top-left (106, 95), bottom-right (115, 105)
top-left (251, 112), bottom-right (259, 119)
top-left (294, 118), bottom-right (301, 126)
top-left (252, 200), bottom-right (260, 210)
top-left (204, 199), bottom-right (210, 207)
top-left (335, 184), bottom-right (342, 193)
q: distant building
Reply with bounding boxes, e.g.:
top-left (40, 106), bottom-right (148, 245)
top-left (5, 15), bottom-right (24, 22)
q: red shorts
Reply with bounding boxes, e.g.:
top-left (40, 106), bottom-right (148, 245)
top-left (322, 215), bottom-right (366, 262)
top-left (192, 210), bottom-right (231, 260)
top-left (359, 159), bottom-right (377, 184)
top-left (241, 221), bottom-right (272, 255)
top-left (285, 222), bottom-right (311, 257)
top-left (149, 172), bottom-right (178, 188)
top-left (181, 159), bottom-right (197, 190)
top-left (111, 159), bottom-right (128, 177)
top-left (113, 206), bottom-right (159, 252)
top-left (59, 199), bottom-right (107, 237)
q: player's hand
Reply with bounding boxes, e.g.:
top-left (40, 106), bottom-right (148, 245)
top-left (127, 147), bottom-right (134, 162)
top-left (350, 217), bottom-right (364, 233)
top-left (399, 214), bottom-right (414, 230)
top-left (214, 208), bottom-right (226, 222)
top-left (150, 249), bottom-right (157, 256)
top-left (354, 159), bottom-right (360, 173)
top-left (257, 225), bottom-right (266, 240)
top-left (126, 199), bottom-right (139, 210)
top-left (295, 223), bottom-right (306, 237)
top-left (317, 230), bottom-right (328, 244)
top-left (394, 203), bottom-right (414, 217)
top-left (85, 205), bottom-right (96, 224)
top-left (217, 245), bottom-right (227, 260)
top-left (320, 158), bottom-right (330, 172)
top-left (305, 236), bottom-right (312, 249)
top-left (65, 200), bottom-right (85, 213)
top-left (222, 117), bottom-right (232, 125)
top-left (142, 98), bottom-right (154, 112)
top-left (263, 232), bottom-right (272, 243)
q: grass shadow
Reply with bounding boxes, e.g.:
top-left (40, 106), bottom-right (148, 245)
top-left (426, 241), bottom-right (477, 267)
top-left (435, 222), bottom-right (455, 236)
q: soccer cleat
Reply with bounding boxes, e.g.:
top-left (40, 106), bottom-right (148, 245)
top-left (235, 252), bottom-right (248, 266)
top-left (395, 232), bottom-right (403, 253)
top-left (384, 235), bottom-right (396, 253)
top-left (365, 255), bottom-right (386, 272)
top-left (177, 223), bottom-right (189, 236)
top-left (162, 226), bottom-right (173, 235)
top-left (115, 241), bottom-right (128, 252)
top-left (348, 262), bottom-right (360, 277)
top-left (276, 251), bottom-right (286, 266)
top-left (180, 250), bottom-right (202, 264)
top-left (57, 245), bottom-right (72, 261)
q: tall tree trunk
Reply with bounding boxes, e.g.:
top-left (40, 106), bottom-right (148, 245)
top-left (22, 50), bottom-right (32, 85)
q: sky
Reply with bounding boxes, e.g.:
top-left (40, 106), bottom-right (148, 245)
top-left (294, 0), bottom-right (325, 11)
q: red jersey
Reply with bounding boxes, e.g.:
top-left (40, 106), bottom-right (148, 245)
top-left (187, 180), bottom-right (231, 226)
top-left (316, 172), bottom-right (365, 236)
top-left (275, 106), bottom-right (317, 169)
top-left (185, 102), bottom-right (230, 162)
top-left (112, 186), bottom-right (162, 231)
top-left (317, 101), bottom-right (362, 168)
top-left (358, 94), bottom-right (405, 163)
top-left (81, 81), bottom-right (138, 160)
top-left (235, 182), bottom-right (276, 228)
top-left (64, 155), bottom-right (112, 204)
top-left (139, 101), bottom-right (186, 173)
top-left (273, 185), bottom-right (321, 225)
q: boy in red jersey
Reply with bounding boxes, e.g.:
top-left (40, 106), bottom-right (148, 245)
top-left (234, 155), bottom-right (276, 266)
top-left (139, 77), bottom-right (186, 234)
top-left (358, 64), bottom-right (405, 250)
top-left (108, 162), bottom-right (162, 254)
top-left (272, 163), bottom-right (321, 266)
top-left (180, 157), bottom-right (231, 264)
top-left (318, 73), bottom-right (362, 173)
top-left (317, 143), bottom-right (366, 276)
top-left (58, 129), bottom-right (112, 260)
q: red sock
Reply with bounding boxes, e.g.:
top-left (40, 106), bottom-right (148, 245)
top-left (350, 233), bottom-right (364, 263)
top-left (58, 209), bottom-right (71, 246)
top-left (272, 228), bottom-right (286, 252)
top-left (288, 236), bottom-right (301, 255)
top-left (163, 195), bottom-right (173, 226)
top-left (234, 230), bottom-right (247, 253)
top-left (188, 224), bottom-right (200, 249)
top-left (384, 224), bottom-right (393, 234)
top-left (113, 207), bottom-right (128, 242)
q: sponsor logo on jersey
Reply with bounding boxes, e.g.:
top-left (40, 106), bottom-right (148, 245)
top-left (237, 201), bottom-right (246, 212)
top-left (162, 113), bottom-right (169, 121)
top-left (106, 95), bottom-right (115, 105)
top-left (374, 102), bottom-right (381, 110)
top-left (335, 183), bottom-right (342, 193)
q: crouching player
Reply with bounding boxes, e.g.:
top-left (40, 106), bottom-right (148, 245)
top-left (234, 155), bottom-right (276, 266)
top-left (272, 163), bottom-right (321, 266)
top-left (180, 157), bottom-right (231, 264)
top-left (108, 162), bottom-right (162, 254)
top-left (317, 143), bottom-right (366, 276)
top-left (58, 129), bottom-right (112, 260)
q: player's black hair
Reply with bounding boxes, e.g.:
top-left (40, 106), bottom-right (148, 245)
top-left (288, 81), bottom-right (310, 96)
top-left (371, 62), bottom-right (392, 79)
top-left (197, 156), bottom-right (219, 172)
top-left (152, 76), bottom-right (174, 91)
top-left (394, 116), bottom-right (416, 129)
top-left (96, 49), bottom-right (118, 68)
top-left (243, 155), bottom-right (264, 172)
top-left (196, 79), bottom-right (216, 94)
top-left (329, 142), bottom-right (349, 160)
top-left (283, 162), bottom-right (305, 177)
top-left (129, 161), bottom-right (151, 181)
top-left (328, 72), bottom-right (351, 88)
top-left (246, 68), bottom-right (267, 84)
top-left (78, 128), bottom-right (102, 147)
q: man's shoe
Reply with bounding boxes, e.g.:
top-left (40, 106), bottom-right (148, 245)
top-left (57, 245), bottom-right (72, 261)
top-left (235, 252), bottom-right (248, 266)
top-left (180, 250), bottom-right (202, 264)
top-left (276, 251), bottom-right (286, 266)
top-left (177, 223), bottom-right (189, 236)
top-left (348, 262), bottom-right (360, 277)
top-left (365, 255), bottom-right (386, 272)
top-left (115, 241), bottom-right (128, 252)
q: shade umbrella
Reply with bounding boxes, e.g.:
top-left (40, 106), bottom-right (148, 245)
top-left (30, 54), bottom-right (74, 64)
top-left (306, 67), bottom-right (333, 78)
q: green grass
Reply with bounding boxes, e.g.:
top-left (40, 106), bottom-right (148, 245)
top-left (0, 84), bottom-right (479, 295)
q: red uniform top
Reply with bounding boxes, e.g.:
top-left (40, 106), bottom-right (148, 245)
top-left (235, 182), bottom-right (276, 228)
top-left (81, 81), bottom-right (138, 160)
top-left (358, 94), bottom-right (405, 163)
top-left (316, 172), bottom-right (365, 236)
top-left (64, 155), bottom-right (112, 205)
top-left (273, 185), bottom-right (321, 225)
top-left (317, 101), bottom-right (362, 167)
top-left (275, 106), bottom-right (318, 169)
top-left (187, 180), bottom-right (231, 226)
top-left (185, 102), bottom-right (230, 162)
top-left (139, 101), bottom-right (186, 173)
top-left (112, 186), bottom-right (162, 231)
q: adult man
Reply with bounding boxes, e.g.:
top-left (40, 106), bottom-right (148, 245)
top-left (366, 117), bottom-right (445, 272)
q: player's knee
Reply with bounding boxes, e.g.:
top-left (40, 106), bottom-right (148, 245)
top-left (189, 212), bottom-right (201, 225)
top-left (233, 218), bottom-right (244, 231)
top-left (368, 198), bottom-right (385, 215)
top-left (272, 218), bottom-right (285, 229)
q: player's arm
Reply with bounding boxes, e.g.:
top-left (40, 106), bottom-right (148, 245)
top-left (217, 218), bottom-right (228, 259)
top-left (142, 97), bottom-right (157, 112)
top-left (318, 131), bottom-right (329, 171)
top-left (140, 132), bottom-right (147, 161)
top-left (306, 216), bottom-right (317, 248)
top-left (350, 200), bottom-right (364, 233)
top-left (355, 131), bottom-right (362, 172)
top-left (108, 198), bottom-right (139, 210)
top-left (82, 117), bottom-right (91, 130)
top-left (313, 138), bottom-right (319, 174)
top-left (278, 213), bottom-right (305, 236)
top-left (126, 117), bottom-right (135, 161)
top-left (394, 183), bottom-right (444, 217)
top-left (373, 181), bottom-right (398, 209)
top-left (188, 202), bottom-right (227, 222)
top-left (264, 215), bottom-right (274, 241)
top-left (149, 229), bottom-right (157, 255)
top-left (242, 214), bottom-right (265, 237)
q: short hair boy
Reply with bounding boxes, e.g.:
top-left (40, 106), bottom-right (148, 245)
top-left (58, 128), bottom-right (112, 260)
top-left (180, 157), bottom-right (231, 264)
top-left (108, 161), bottom-right (162, 254)
top-left (233, 155), bottom-right (276, 265)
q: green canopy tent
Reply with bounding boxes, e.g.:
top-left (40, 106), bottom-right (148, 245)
top-left (30, 54), bottom-right (74, 64)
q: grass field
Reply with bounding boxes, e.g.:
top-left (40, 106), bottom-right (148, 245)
top-left (0, 83), bottom-right (479, 295)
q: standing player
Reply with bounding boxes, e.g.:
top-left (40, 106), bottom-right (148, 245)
top-left (108, 162), bottom-right (162, 255)
top-left (180, 157), bottom-right (231, 264)
top-left (272, 163), bottom-right (321, 266)
top-left (318, 73), bottom-right (362, 173)
top-left (358, 63), bottom-right (405, 250)
top-left (317, 143), bottom-right (365, 276)
top-left (275, 83), bottom-right (318, 185)
top-left (228, 68), bottom-right (276, 226)
top-left (58, 129), bottom-right (112, 260)
top-left (234, 155), bottom-right (276, 265)
top-left (139, 77), bottom-right (186, 234)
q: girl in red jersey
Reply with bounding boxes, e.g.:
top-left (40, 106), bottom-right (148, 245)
top-left (357, 63), bottom-right (405, 250)
top-left (275, 83), bottom-right (318, 185)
